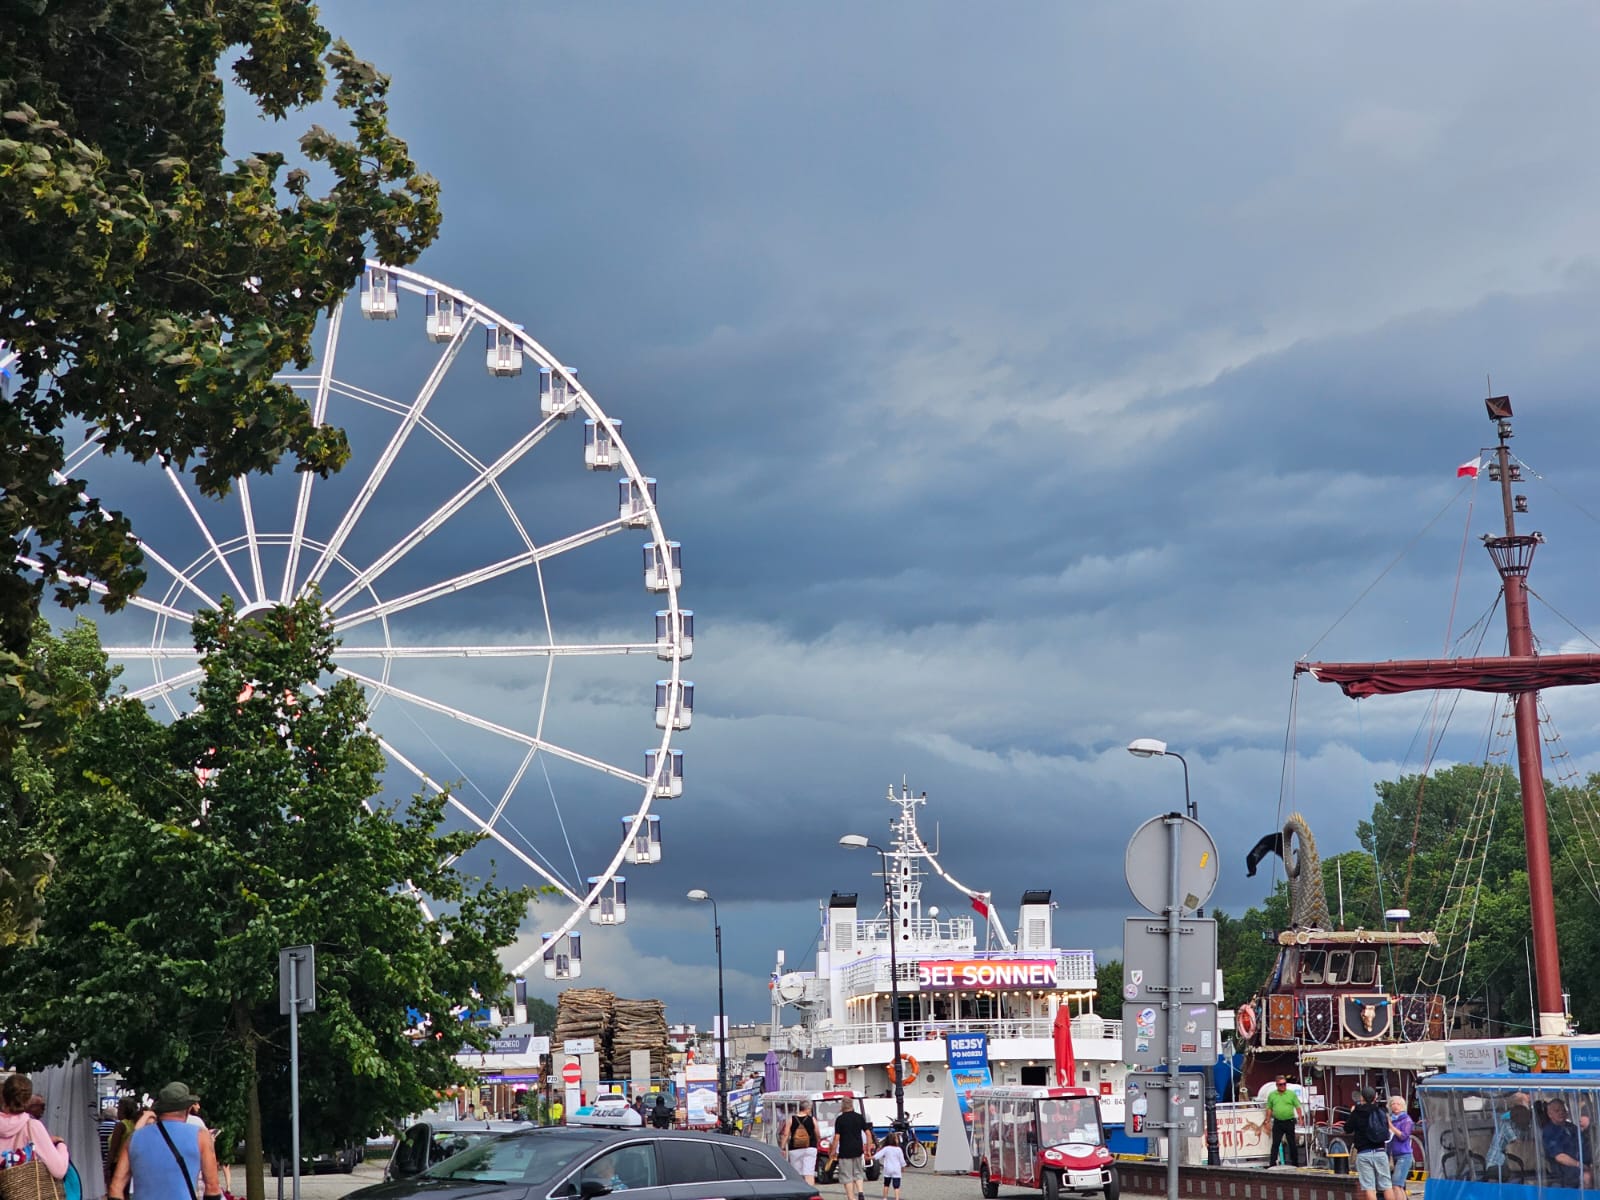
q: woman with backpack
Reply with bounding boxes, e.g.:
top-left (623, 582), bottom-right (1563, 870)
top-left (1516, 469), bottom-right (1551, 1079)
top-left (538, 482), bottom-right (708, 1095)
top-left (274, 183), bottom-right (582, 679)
top-left (781, 1101), bottom-right (821, 1184)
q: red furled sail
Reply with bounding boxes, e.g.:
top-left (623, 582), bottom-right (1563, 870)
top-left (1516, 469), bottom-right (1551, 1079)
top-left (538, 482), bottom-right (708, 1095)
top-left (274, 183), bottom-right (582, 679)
top-left (1296, 654), bottom-right (1600, 698)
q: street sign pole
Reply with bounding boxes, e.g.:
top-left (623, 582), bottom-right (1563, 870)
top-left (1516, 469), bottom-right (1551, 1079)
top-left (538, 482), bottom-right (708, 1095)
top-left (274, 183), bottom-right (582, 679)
top-left (279, 946), bottom-right (316, 1200)
top-left (1123, 813), bottom-right (1217, 1200)
top-left (1164, 815), bottom-right (1183, 1200)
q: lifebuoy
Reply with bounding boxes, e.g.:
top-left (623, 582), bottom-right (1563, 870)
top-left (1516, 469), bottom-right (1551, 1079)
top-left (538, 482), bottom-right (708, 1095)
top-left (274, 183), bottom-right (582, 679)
top-left (1237, 1003), bottom-right (1258, 1041)
top-left (886, 1053), bottom-right (920, 1086)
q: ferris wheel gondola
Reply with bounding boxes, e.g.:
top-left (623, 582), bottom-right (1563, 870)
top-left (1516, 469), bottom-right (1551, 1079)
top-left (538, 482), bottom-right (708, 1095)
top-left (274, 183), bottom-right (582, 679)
top-left (19, 263), bottom-right (691, 975)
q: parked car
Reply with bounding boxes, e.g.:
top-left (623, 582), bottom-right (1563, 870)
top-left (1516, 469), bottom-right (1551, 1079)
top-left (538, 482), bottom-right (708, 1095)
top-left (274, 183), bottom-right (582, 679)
top-left (266, 1141), bottom-right (365, 1176)
top-left (355, 1124), bottom-right (819, 1200)
top-left (384, 1119), bottom-right (533, 1180)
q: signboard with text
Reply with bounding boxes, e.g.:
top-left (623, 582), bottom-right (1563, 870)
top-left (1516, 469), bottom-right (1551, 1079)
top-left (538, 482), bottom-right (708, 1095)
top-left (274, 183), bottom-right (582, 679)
top-left (946, 1030), bottom-right (994, 1118)
top-left (916, 959), bottom-right (1058, 991)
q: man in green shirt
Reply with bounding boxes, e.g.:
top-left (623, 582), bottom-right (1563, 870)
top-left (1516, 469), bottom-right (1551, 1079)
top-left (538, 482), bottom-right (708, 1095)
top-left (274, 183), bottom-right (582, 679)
top-left (1264, 1077), bottom-right (1303, 1167)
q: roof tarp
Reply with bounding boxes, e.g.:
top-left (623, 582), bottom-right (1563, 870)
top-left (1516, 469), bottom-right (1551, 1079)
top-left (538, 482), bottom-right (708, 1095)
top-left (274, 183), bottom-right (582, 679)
top-left (1301, 1042), bottom-right (1450, 1071)
top-left (1297, 655), bottom-right (1600, 699)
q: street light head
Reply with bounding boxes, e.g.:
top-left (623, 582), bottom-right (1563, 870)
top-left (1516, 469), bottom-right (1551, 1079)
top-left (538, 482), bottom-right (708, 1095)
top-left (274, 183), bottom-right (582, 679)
top-left (686, 889), bottom-right (710, 902)
top-left (838, 834), bottom-right (870, 849)
top-left (1127, 737), bottom-right (1168, 758)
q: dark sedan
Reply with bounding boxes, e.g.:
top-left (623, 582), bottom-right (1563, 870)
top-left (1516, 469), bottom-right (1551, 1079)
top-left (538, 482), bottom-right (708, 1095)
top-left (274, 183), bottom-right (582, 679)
top-left (351, 1125), bottom-right (821, 1200)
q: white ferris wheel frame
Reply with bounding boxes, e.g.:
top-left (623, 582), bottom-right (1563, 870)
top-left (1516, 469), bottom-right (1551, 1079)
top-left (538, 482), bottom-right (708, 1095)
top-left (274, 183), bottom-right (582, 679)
top-left (3, 261), bottom-right (687, 978)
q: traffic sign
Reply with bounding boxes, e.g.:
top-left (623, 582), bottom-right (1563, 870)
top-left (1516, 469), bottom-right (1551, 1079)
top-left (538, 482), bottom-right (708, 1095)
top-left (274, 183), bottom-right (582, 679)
top-left (562, 1061), bottom-right (582, 1085)
top-left (1124, 815), bottom-right (1218, 916)
top-left (1122, 917), bottom-right (1218, 1005)
top-left (1125, 1072), bottom-right (1202, 1136)
top-left (1121, 1000), bottom-right (1217, 1069)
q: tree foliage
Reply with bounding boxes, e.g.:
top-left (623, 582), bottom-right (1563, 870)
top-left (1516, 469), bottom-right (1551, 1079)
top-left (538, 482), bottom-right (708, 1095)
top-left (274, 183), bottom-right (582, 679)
top-left (1217, 763), bottom-right (1600, 1035)
top-left (0, 599), bottom-right (531, 1200)
top-left (0, 1), bottom-right (441, 655)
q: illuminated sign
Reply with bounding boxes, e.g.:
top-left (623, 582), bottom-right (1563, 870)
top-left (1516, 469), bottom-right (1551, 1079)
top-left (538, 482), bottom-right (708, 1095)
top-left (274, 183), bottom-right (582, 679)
top-left (916, 959), bottom-right (1059, 991)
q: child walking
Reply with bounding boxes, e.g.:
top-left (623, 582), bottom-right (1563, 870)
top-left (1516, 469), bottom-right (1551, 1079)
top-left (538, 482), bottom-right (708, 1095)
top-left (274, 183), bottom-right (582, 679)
top-left (874, 1131), bottom-right (907, 1200)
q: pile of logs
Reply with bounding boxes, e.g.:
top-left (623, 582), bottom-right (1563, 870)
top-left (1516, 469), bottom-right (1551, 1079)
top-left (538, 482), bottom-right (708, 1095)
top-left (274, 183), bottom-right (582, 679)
top-left (612, 996), bottom-right (672, 1080)
top-left (555, 988), bottom-right (673, 1080)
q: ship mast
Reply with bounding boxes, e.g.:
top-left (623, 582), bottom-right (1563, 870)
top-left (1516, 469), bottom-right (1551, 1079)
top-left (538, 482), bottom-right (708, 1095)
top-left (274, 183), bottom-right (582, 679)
top-left (1297, 395), bottom-right (1600, 1037)
top-left (881, 780), bottom-right (1016, 952)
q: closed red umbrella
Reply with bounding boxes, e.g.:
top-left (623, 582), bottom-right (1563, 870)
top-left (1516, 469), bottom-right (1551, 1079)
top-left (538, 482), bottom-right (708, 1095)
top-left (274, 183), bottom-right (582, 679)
top-left (1053, 1005), bottom-right (1076, 1087)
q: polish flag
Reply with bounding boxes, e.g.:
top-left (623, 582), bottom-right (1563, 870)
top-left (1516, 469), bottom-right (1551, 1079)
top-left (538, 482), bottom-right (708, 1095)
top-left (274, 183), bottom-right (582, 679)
top-left (1457, 457), bottom-right (1482, 478)
top-left (971, 895), bottom-right (989, 918)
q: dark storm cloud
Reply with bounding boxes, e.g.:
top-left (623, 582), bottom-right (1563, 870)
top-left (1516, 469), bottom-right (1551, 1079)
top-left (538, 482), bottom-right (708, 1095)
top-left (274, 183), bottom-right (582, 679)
top-left (101, 2), bottom-right (1600, 1021)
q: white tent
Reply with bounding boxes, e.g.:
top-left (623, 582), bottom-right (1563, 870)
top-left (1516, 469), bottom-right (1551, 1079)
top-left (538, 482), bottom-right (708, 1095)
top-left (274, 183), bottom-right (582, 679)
top-left (1302, 1042), bottom-right (1450, 1072)
top-left (30, 1058), bottom-right (104, 1200)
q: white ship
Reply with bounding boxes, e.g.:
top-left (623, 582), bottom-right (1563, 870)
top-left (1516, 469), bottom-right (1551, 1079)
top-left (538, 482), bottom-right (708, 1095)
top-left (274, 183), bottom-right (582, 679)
top-left (767, 783), bottom-right (1130, 1133)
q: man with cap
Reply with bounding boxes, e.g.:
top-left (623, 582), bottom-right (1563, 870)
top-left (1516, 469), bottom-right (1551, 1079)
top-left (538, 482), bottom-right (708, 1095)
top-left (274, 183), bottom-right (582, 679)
top-left (108, 1083), bottom-right (220, 1200)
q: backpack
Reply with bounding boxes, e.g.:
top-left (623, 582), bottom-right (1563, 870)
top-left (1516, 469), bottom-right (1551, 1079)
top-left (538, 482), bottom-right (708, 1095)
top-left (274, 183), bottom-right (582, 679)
top-left (1363, 1105), bottom-right (1391, 1148)
top-left (791, 1117), bottom-right (812, 1149)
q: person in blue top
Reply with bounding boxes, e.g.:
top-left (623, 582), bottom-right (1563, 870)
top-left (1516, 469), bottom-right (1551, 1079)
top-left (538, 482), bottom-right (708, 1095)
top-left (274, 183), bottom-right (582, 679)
top-left (1540, 1098), bottom-right (1591, 1190)
top-left (107, 1083), bottom-right (220, 1200)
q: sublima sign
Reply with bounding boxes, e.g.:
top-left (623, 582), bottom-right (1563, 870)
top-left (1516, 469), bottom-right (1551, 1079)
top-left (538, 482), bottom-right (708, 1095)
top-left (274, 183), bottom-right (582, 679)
top-left (916, 959), bottom-right (1058, 990)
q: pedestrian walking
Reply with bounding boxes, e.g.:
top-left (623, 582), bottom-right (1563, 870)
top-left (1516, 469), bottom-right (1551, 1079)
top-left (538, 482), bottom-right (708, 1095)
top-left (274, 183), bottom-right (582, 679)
top-left (826, 1096), bottom-right (874, 1200)
top-left (0, 1073), bottom-right (71, 1198)
top-left (649, 1095), bottom-right (673, 1130)
top-left (873, 1131), bottom-right (906, 1200)
top-left (779, 1102), bottom-right (820, 1184)
top-left (1387, 1095), bottom-right (1415, 1198)
top-left (1344, 1086), bottom-right (1394, 1200)
top-left (107, 1082), bottom-right (220, 1200)
top-left (103, 1099), bottom-right (140, 1190)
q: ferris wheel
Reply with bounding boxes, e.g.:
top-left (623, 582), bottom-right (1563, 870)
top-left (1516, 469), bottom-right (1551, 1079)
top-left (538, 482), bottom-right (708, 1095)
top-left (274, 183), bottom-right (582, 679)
top-left (15, 263), bottom-right (692, 979)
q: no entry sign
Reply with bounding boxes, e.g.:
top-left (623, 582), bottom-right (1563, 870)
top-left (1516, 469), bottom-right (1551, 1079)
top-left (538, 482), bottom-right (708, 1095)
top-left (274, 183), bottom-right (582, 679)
top-left (562, 1061), bottom-right (582, 1085)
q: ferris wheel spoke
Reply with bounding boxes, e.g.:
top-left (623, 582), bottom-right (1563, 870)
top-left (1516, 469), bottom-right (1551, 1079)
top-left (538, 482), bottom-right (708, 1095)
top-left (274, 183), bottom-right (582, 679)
top-left (333, 665), bottom-right (647, 786)
top-left (282, 303), bottom-right (343, 600)
top-left (331, 520), bottom-right (623, 629)
top-left (61, 433), bottom-right (104, 476)
top-left (127, 666), bottom-right (204, 702)
top-left (235, 475), bottom-right (268, 604)
top-left (325, 413), bottom-right (566, 612)
top-left (103, 646), bottom-right (201, 659)
top-left (163, 466), bottom-right (252, 603)
top-left (132, 538), bottom-right (219, 612)
top-left (371, 729), bottom-right (584, 905)
top-left (304, 322), bottom-right (474, 590)
top-left (18, 555), bottom-right (195, 623)
top-left (327, 641), bottom-right (657, 659)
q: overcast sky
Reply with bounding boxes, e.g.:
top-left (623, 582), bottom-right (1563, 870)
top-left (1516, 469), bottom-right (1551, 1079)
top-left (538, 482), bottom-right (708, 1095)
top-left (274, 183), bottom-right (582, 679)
top-left (75, 2), bottom-right (1600, 1031)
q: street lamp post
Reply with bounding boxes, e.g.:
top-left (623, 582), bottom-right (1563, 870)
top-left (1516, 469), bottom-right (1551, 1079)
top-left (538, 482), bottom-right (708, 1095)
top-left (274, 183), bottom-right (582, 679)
top-left (687, 889), bottom-right (729, 1134)
top-left (839, 834), bottom-right (906, 1128)
top-left (1126, 737), bottom-right (1220, 1168)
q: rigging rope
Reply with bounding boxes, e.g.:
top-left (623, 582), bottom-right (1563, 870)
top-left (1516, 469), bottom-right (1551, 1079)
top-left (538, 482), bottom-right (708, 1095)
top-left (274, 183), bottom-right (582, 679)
top-left (1411, 695), bottom-right (1514, 1035)
top-left (1299, 479), bottom-right (1474, 660)
top-left (1534, 693), bottom-right (1600, 904)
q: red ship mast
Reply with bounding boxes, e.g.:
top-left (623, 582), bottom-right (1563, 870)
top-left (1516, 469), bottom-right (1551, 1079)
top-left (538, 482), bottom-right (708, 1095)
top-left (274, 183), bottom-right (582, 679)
top-left (1297, 395), bottom-right (1600, 1037)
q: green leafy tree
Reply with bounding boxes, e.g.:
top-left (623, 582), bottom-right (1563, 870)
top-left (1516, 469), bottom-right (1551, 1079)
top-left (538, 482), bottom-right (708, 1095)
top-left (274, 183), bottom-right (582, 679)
top-left (0, 598), bottom-right (530, 1200)
top-left (1218, 765), bottom-right (1600, 1034)
top-left (0, 617), bottom-right (118, 943)
top-left (526, 995), bottom-right (559, 1032)
top-left (0, 2), bottom-right (441, 656)
top-left (1094, 957), bottom-right (1122, 1020)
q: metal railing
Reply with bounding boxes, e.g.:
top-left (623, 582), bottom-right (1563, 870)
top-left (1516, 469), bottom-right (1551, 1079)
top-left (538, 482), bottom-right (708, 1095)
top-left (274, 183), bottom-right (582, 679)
top-left (825, 1016), bottom-right (1124, 1046)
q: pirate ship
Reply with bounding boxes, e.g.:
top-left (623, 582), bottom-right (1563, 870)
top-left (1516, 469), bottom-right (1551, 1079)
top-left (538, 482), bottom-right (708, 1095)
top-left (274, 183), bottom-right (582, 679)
top-left (1239, 392), bottom-right (1597, 1098)
top-left (1234, 813), bottom-right (1444, 1097)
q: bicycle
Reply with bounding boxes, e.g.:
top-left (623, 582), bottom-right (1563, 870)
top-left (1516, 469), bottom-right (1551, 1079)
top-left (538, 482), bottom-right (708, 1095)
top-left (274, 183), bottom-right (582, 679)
top-left (890, 1118), bottom-right (931, 1169)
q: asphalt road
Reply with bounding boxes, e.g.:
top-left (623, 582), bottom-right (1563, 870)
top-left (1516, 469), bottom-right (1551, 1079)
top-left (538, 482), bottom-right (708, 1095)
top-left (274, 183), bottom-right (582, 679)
top-left (277, 1157), bottom-right (1151, 1200)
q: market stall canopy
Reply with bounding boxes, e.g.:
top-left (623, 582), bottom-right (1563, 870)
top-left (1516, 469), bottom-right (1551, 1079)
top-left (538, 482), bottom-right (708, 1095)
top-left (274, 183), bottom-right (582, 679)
top-left (1301, 1041), bottom-right (1449, 1072)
